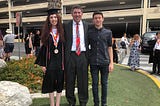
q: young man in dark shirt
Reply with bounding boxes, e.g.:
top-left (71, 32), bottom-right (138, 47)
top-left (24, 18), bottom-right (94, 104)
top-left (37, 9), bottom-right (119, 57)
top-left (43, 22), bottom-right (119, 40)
top-left (88, 11), bottom-right (114, 106)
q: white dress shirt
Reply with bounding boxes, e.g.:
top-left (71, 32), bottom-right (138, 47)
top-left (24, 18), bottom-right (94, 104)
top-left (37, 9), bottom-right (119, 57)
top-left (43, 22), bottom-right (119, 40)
top-left (71, 20), bottom-right (86, 51)
top-left (154, 39), bottom-right (160, 50)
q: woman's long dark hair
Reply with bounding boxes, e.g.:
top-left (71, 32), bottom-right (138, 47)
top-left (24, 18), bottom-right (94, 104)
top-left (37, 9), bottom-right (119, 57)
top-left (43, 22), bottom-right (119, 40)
top-left (41, 14), bottom-right (65, 46)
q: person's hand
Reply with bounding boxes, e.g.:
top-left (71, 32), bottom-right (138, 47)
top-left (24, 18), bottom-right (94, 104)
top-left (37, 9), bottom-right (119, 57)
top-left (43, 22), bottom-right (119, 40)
top-left (109, 63), bottom-right (114, 73)
top-left (138, 47), bottom-right (141, 51)
top-left (41, 66), bottom-right (46, 74)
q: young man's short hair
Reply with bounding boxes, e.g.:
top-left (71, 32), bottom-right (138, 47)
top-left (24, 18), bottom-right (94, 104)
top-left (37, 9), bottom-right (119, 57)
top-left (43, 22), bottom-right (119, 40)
top-left (92, 11), bottom-right (103, 18)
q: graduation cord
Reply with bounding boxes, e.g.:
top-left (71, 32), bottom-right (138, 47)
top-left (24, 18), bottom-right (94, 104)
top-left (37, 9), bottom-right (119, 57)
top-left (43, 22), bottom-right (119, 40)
top-left (46, 34), bottom-right (64, 71)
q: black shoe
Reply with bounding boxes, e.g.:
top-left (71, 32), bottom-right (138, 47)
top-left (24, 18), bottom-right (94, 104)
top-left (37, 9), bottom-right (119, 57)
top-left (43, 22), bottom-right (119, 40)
top-left (69, 104), bottom-right (75, 106)
top-left (94, 103), bottom-right (99, 106)
top-left (80, 102), bottom-right (86, 106)
top-left (130, 67), bottom-right (135, 71)
top-left (150, 72), bottom-right (155, 74)
top-left (102, 104), bottom-right (107, 106)
top-left (135, 67), bottom-right (140, 70)
top-left (80, 104), bottom-right (86, 106)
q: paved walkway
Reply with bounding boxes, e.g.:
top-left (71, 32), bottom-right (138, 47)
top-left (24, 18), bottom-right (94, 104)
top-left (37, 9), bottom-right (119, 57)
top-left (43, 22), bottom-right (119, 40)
top-left (121, 53), bottom-right (160, 81)
top-left (12, 42), bottom-right (26, 57)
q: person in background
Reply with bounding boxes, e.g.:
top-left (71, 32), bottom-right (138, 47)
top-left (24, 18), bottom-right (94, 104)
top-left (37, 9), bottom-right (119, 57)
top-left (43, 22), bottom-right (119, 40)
top-left (0, 30), bottom-right (4, 59)
top-left (35, 8), bottom-right (65, 106)
top-left (63, 5), bottom-right (89, 106)
top-left (33, 30), bottom-right (41, 57)
top-left (112, 38), bottom-right (119, 63)
top-left (128, 34), bottom-right (141, 71)
top-left (24, 32), bottom-right (33, 58)
top-left (148, 32), bottom-right (160, 75)
top-left (121, 33), bottom-right (129, 54)
top-left (88, 11), bottom-right (113, 106)
top-left (3, 29), bottom-right (17, 61)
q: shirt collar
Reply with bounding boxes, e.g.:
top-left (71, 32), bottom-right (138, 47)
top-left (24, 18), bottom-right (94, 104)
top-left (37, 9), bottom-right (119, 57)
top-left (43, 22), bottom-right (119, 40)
top-left (94, 26), bottom-right (104, 31)
top-left (73, 20), bottom-right (82, 25)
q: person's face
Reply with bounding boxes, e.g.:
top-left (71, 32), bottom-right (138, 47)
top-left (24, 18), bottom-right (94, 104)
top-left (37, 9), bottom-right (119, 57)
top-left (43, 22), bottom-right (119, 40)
top-left (134, 34), bottom-right (139, 40)
top-left (72, 8), bottom-right (83, 23)
top-left (49, 14), bottom-right (58, 26)
top-left (93, 14), bottom-right (104, 27)
top-left (157, 33), bottom-right (160, 39)
top-left (30, 32), bottom-right (33, 35)
top-left (36, 30), bottom-right (40, 35)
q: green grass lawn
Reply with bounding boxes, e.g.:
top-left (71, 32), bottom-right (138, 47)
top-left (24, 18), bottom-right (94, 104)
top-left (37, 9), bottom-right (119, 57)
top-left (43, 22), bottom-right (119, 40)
top-left (30, 64), bottom-right (160, 106)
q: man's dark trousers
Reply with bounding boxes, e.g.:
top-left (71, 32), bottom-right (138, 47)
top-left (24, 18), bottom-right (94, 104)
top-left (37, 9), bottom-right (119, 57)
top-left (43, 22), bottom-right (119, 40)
top-left (66, 52), bottom-right (88, 105)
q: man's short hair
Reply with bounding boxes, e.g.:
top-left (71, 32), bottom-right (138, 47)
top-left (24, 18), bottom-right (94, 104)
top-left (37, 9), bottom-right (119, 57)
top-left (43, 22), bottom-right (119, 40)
top-left (92, 11), bottom-right (103, 18)
top-left (71, 5), bottom-right (83, 13)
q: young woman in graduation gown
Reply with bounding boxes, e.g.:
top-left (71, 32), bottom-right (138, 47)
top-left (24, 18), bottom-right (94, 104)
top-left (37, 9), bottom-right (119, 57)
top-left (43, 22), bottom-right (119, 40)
top-left (35, 9), bottom-right (65, 106)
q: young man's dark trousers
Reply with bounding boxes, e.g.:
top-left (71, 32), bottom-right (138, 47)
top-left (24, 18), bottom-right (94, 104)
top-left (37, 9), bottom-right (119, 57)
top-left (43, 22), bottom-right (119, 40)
top-left (90, 65), bottom-right (109, 106)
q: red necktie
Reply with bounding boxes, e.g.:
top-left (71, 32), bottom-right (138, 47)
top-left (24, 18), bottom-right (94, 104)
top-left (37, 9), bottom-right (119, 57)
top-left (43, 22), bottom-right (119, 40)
top-left (76, 23), bottom-right (81, 56)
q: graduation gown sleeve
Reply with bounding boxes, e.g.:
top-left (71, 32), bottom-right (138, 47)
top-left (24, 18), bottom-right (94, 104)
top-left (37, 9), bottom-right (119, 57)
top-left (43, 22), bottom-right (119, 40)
top-left (35, 45), bottom-right (47, 67)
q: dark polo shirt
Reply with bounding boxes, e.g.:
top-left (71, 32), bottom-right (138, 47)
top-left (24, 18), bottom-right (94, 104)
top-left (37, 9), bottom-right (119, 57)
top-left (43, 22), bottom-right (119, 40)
top-left (88, 26), bottom-right (112, 65)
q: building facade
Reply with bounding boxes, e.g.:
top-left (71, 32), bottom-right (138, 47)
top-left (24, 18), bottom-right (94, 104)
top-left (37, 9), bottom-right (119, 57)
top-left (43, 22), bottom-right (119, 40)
top-left (0, 0), bottom-right (160, 37)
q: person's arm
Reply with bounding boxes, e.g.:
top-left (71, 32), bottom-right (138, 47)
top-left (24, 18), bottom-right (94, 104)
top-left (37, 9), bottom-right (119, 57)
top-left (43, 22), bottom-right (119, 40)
top-left (41, 66), bottom-right (47, 74)
top-left (24, 35), bottom-right (29, 42)
top-left (35, 45), bottom-right (47, 66)
top-left (126, 38), bottom-right (129, 45)
top-left (14, 34), bottom-right (18, 38)
top-left (129, 39), bottom-right (134, 47)
top-left (108, 46), bottom-right (114, 73)
top-left (3, 36), bottom-right (6, 42)
top-left (34, 44), bottom-right (47, 74)
top-left (115, 41), bottom-right (119, 51)
top-left (121, 37), bottom-right (124, 41)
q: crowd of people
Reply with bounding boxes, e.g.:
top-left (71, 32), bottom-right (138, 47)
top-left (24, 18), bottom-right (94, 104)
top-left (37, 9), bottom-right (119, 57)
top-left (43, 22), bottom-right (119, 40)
top-left (0, 4), bottom-right (160, 106)
top-left (0, 28), bottom-right (41, 61)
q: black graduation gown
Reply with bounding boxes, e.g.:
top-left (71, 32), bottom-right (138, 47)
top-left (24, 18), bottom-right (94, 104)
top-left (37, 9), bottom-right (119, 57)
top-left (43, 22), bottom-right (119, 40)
top-left (35, 35), bottom-right (64, 93)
